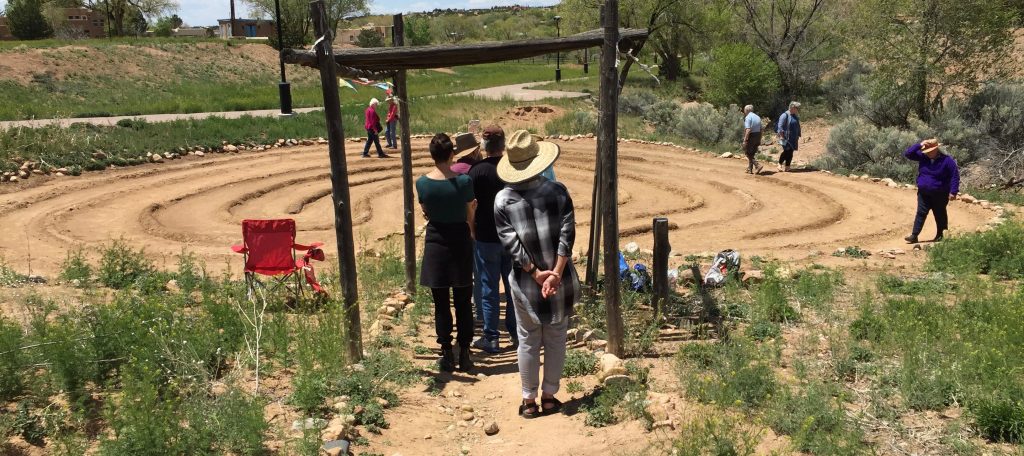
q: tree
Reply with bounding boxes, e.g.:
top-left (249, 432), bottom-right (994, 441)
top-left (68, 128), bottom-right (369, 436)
top-left (732, 0), bottom-right (840, 99)
top-left (5, 0), bottom-right (52, 40)
top-left (404, 15), bottom-right (432, 45)
top-left (152, 13), bottom-right (181, 36)
top-left (852, 0), bottom-right (1019, 122)
top-left (243, 0), bottom-right (369, 49)
top-left (705, 42), bottom-right (780, 108)
top-left (83, 0), bottom-right (178, 36)
top-left (355, 28), bottom-right (384, 47)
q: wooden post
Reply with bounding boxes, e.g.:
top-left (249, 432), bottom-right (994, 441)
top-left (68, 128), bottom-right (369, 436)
top-left (585, 154), bottom-right (603, 289)
top-left (392, 14), bottom-right (417, 296)
top-left (651, 217), bottom-right (670, 312)
top-left (599, 0), bottom-right (625, 357)
top-left (310, 0), bottom-right (362, 362)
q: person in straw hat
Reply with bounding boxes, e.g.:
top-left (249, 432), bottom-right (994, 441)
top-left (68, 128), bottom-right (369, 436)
top-left (450, 132), bottom-right (482, 175)
top-left (903, 138), bottom-right (960, 244)
top-left (493, 130), bottom-right (579, 418)
top-left (416, 133), bottom-right (478, 372)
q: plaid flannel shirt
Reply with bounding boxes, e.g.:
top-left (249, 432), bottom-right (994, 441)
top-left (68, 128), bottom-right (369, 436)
top-left (494, 177), bottom-right (579, 325)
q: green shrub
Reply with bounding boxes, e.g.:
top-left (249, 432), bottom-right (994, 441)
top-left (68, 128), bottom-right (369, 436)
top-left (0, 318), bottom-right (27, 401)
top-left (97, 239), bottom-right (154, 289)
top-left (970, 387), bottom-right (1024, 443)
top-left (581, 380), bottom-right (648, 428)
top-left (765, 382), bottom-right (865, 455)
top-left (817, 117), bottom-right (919, 181)
top-left (704, 43), bottom-right (780, 110)
top-left (671, 103), bottom-right (743, 146)
top-left (754, 272), bottom-right (798, 323)
top-left (792, 269), bottom-right (843, 310)
top-left (564, 349), bottom-right (598, 377)
top-left (927, 221), bottom-right (1024, 278)
top-left (677, 338), bottom-right (777, 409)
top-left (0, 260), bottom-right (27, 287)
top-left (100, 364), bottom-right (183, 455)
top-left (849, 304), bottom-right (884, 343)
top-left (672, 415), bottom-right (761, 456)
top-left (744, 319), bottom-right (781, 341)
top-left (619, 90), bottom-right (659, 116)
top-left (59, 248), bottom-right (92, 287)
top-left (876, 274), bottom-right (952, 295)
top-left (184, 388), bottom-right (268, 455)
top-left (964, 83), bottom-right (1024, 151)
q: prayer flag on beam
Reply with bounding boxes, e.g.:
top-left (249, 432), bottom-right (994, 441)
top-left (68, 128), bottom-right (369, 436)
top-left (338, 78), bottom-right (357, 91)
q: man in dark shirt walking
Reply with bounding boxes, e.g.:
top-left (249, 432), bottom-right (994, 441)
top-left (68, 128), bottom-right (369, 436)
top-left (468, 125), bottom-right (517, 353)
top-left (903, 138), bottom-right (960, 243)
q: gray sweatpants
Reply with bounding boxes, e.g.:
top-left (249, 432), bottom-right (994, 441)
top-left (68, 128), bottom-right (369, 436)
top-left (513, 301), bottom-right (569, 400)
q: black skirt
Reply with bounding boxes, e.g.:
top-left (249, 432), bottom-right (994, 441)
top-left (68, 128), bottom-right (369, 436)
top-left (420, 222), bottom-right (473, 288)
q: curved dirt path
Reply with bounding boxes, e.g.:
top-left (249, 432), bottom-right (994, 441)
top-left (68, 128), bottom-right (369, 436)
top-left (0, 139), bottom-right (993, 277)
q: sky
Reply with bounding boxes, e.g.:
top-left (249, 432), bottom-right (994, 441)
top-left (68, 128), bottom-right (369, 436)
top-left (0, 1), bottom-right (558, 27)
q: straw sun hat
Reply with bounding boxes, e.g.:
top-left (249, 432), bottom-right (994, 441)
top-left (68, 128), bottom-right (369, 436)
top-left (922, 138), bottom-right (942, 155)
top-left (452, 132), bottom-right (481, 160)
top-left (497, 130), bottom-right (560, 184)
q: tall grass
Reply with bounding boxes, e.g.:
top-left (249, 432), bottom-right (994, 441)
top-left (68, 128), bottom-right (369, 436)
top-left (927, 221), bottom-right (1024, 278)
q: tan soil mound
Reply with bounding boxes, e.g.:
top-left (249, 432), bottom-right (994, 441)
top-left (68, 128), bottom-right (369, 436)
top-left (0, 139), bottom-right (992, 277)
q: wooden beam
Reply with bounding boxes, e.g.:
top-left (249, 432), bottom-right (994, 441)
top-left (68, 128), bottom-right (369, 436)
top-left (599, 0), bottom-right (625, 357)
top-left (585, 149), bottom-right (602, 289)
top-left (310, 0), bottom-right (362, 362)
top-left (282, 49), bottom-right (397, 79)
top-left (393, 14), bottom-right (417, 296)
top-left (651, 217), bottom-right (670, 312)
top-left (282, 29), bottom-right (648, 71)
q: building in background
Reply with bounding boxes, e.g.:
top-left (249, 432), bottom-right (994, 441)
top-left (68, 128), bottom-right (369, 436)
top-left (173, 27), bottom-right (215, 38)
top-left (335, 23), bottom-right (392, 47)
top-left (0, 7), bottom-right (106, 40)
top-left (217, 18), bottom-right (275, 39)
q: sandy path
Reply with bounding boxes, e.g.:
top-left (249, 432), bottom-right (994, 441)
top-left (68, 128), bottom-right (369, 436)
top-left (0, 138), bottom-right (993, 277)
top-left (453, 81), bottom-right (590, 101)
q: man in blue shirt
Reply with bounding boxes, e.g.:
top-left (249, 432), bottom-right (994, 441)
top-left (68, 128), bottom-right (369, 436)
top-left (776, 101), bottom-right (801, 172)
top-left (742, 105), bottom-right (764, 175)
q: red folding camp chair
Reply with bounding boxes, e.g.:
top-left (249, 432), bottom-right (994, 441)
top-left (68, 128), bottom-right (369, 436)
top-left (231, 219), bottom-right (326, 301)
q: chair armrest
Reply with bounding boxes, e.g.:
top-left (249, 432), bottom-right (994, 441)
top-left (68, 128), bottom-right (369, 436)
top-left (231, 244), bottom-right (248, 254)
top-left (293, 241), bottom-right (324, 251)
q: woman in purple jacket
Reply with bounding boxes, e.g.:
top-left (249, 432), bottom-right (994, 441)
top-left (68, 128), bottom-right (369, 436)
top-left (903, 138), bottom-right (960, 243)
top-left (363, 98), bottom-right (389, 159)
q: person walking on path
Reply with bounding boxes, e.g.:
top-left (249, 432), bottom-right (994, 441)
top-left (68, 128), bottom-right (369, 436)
top-left (363, 98), bottom-right (389, 158)
top-left (468, 125), bottom-right (518, 354)
top-left (494, 130), bottom-right (580, 419)
top-left (903, 138), bottom-right (960, 244)
top-left (742, 105), bottom-right (764, 175)
top-left (416, 133), bottom-right (478, 372)
top-left (776, 101), bottom-right (801, 172)
top-left (384, 96), bottom-right (399, 149)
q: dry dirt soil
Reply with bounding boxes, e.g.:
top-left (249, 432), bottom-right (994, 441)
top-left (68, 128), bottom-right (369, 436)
top-left (0, 138), bottom-right (994, 278)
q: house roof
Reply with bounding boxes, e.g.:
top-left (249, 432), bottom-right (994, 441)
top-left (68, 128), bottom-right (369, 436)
top-left (216, 18), bottom-right (273, 24)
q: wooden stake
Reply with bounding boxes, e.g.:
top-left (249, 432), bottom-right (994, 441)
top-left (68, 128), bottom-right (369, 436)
top-left (652, 217), bottom-right (670, 312)
top-left (585, 153), bottom-right (603, 289)
top-left (393, 14), bottom-right (417, 296)
top-left (310, 0), bottom-right (362, 362)
top-left (599, 0), bottom-right (625, 357)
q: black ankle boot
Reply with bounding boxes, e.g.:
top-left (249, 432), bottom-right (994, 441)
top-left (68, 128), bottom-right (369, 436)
top-left (457, 347), bottom-right (474, 372)
top-left (439, 347), bottom-right (455, 372)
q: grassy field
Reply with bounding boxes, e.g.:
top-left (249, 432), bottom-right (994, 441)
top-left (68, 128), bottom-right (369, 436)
top-left (0, 95), bottom-right (585, 173)
top-left (0, 39), bottom-right (580, 121)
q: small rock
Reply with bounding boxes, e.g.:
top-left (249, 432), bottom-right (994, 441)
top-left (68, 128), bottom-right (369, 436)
top-left (92, 150), bottom-right (107, 159)
top-left (377, 397), bottom-right (390, 407)
top-left (350, 363), bottom-right (366, 372)
top-left (457, 420), bottom-right (469, 428)
top-left (719, 152), bottom-right (733, 159)
top-left (624, 242), bottom-right (639, 254)
top-left (448, 389), bottom-right (462, 398)
top-left (378, 305), bottom-right (398, 317)
top-left (165, 279), bottom-right (180, 293)
top-left (892, 249), bottom-right (906, 255)
top-left (587, 339), bottom-right (607, 351)
top-left (223, 144), bottom-right (238, 152)
top-left (461, 445), bottom-right (471, 455)
top-left (485, 394), bottom-right (497, 400)
top-left (881, 252), bottom-right (897, 259)
top-left (597, 353), bottom-right (627, 382)
top-left (742, 270), bottom-right (764, 284)
top-left (461, 412), bottom-right (475, 421)
top-left (195, 151), bottom-right (205, 157)
top-left (603, 374), bottom-right (633, 388)
top-left (483, 421), bottom-right (499, 435)
top-left (959, 194), bottom-right (977, 204)
top-left (460, 404), bottom-right (474, 413)
top-left (27, 274), bottom-right (46, 284)
top-left (424, 434), bottom-right (432, 439)
top-left (150, 154), bottom-right (163, 163)
top-left (291, 417), bottom-right (327, 431)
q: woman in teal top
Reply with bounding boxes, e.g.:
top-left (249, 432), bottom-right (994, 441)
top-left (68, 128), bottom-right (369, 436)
top-left (416, 133), bottom-right (477, 373)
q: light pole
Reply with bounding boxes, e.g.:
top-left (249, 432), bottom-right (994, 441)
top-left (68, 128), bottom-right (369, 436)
top-left (553, 15), bottom-right (562, 82)
top-left (274, 0), bottom-right (293, 115)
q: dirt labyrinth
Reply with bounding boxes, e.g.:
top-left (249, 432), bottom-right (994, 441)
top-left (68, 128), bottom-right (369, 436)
top-left (0, 139), bottom-right (992, 276)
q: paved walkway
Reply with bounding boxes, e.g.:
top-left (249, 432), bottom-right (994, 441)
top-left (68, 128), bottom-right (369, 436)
top-left (0, 107), bottom-right (324, 130)
top-left (452, 81), bottom-right (589, 101)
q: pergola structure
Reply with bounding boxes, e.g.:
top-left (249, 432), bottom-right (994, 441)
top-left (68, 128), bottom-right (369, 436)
top-left (287, 0), bottom-right (646, 361)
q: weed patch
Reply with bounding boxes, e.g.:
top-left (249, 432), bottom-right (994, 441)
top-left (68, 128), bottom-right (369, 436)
top-left (927, 221), bottom-right (1024, 278)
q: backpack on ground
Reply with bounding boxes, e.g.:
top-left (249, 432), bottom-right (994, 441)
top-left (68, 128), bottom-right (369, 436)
top-left (703, 250), bottom-right (741, 287)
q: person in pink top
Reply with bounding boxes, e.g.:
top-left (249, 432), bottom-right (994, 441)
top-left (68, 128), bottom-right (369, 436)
top-left (363, 98), bottom-right (389, 158)
top-left (384, 96), bottom-right (399, 149)
top-left (450, 133), bottom-right (482, 174)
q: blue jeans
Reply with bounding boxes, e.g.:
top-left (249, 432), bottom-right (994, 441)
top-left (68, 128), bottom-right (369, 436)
top-left (474, 240), bottom-right (516, 342)
top-left (385, 120), bottom-right (397, 147)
